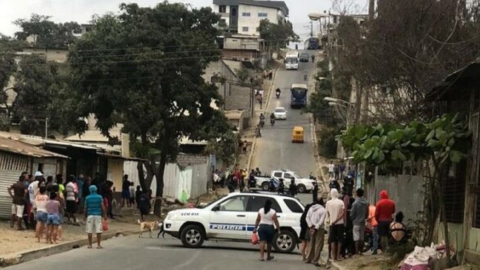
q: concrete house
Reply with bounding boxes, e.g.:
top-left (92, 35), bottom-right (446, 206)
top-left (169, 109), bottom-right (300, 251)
top-left (213, 0), bottom-right (289, 35)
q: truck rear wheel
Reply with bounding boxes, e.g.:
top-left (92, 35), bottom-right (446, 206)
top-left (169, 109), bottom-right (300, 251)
top-left (261, 182), bottom-right (270, 191)
top-left (297, 184), bottom-right (306, 193)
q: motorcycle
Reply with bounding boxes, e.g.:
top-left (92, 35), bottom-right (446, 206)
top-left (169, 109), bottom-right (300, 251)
top-left (260, 119), bottom-right (265, 128)
top-left (270, 118), bottom-right (275, 126)
top-left (276, 92), bottom-right (280, 99)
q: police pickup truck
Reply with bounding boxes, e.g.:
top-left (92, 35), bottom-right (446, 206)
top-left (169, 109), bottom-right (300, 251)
top-left (163, 191), bottom-right (304, 253)
top-left (255, 170), bottom-right (316, 193)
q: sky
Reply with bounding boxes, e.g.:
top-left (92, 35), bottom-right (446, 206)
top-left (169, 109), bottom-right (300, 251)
top-left (0, 0), bottom-right (368, 40)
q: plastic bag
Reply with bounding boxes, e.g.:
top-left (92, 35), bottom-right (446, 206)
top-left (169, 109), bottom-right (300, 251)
top-left (102, 219), bottom-right (109, 231)
top-left (251, 232), bottom-right (259, 245)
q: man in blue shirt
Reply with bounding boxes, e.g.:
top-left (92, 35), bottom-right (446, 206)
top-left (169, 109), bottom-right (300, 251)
top-left (84, 185), bottom-right (105, 249)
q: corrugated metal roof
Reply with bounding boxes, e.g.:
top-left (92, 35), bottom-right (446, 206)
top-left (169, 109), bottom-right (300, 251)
top-left (65, 129), bottom-right (122, 143)
top-left (0, 137), bottom-right (68, 159)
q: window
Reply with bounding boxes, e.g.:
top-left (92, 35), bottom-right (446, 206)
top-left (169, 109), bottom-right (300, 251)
top-left (284, 173), bottom-right (292, 179)
top-left (242, 27), bottom-right (249, 32)
top-left (219, 5), bottom-right (227, 13)
top-left (273, 172), bottom-right (282, 178)
top-left (284, 199), bottom-right (303, 213)
top-left (217, 196), bottom-right (247, 211)
top-left (231, 7), bottom-right (237, 16)
top-left (247, 196), bottom-right (282, 213)
top-left (258, 12), bottom-right (268, 17)
top-left (242, 12), bottom-right (251, 17)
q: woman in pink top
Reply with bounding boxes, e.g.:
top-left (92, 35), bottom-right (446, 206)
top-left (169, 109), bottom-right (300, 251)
top-left (46, 192), bottom-right (61, 244)
top-left (34, 186), bottom-right (49, 242)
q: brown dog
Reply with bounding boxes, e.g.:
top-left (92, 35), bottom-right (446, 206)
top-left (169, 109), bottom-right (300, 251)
top-left (138, 220), bottom-right (160, 238)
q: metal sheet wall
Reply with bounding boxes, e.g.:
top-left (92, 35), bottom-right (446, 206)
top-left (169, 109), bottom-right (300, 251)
top-left (123, 159), bottom-right (211, 201)
top-left (0, 170), bottom-right (26, 219)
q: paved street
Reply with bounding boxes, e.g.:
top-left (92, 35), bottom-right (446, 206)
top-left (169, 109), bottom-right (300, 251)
top-left (252, 51), bottom-right (318, 180)
top-left (6, 235), bottom-right (319, 270)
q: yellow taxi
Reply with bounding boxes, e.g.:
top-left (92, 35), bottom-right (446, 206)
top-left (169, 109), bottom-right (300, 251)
top-left (292, 126), bottom-right (304, 143)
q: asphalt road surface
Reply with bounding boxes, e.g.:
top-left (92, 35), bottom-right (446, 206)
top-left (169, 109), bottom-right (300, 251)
top-left (6, 235), bottom-right (320, 270)
top-left (251, 51), bottom-right (318, 181)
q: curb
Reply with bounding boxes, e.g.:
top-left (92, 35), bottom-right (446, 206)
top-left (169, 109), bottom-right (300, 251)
top-left (0, 229), bottom-right (137, 267)
top-left (247, 65), bottom-right (280, 171)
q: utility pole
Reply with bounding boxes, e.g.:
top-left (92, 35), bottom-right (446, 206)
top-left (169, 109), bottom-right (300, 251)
top-left (45, 118), bottom-right (48, 139)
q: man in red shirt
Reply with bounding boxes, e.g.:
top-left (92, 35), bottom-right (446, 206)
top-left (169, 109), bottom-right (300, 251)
top-left (375, 190), bottom-right (395, 251)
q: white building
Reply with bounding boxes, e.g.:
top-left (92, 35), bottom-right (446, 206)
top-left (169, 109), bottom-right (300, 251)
top-left (213, 0), bottom-right (289, 36)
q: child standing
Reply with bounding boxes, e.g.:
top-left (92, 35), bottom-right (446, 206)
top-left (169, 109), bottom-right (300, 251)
top-left (46, 192), bottom-right (61, 244)
top-left (34, 186), bottom-right (49, 242)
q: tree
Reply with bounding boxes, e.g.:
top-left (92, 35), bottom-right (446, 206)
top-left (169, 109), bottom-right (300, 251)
top-left (332, 0), bottom-right (480, 122)
top-left (258, 19), bottom-right (298, 50)
top-left (0, 36), bottom-right (18, 120)
top-left (339, 114), bottom-right (470, 266)
top-left (11, 55), bottom-right (82, 136)
top-left (68, 3), bottom-right (231, 216)
top-left (14, 14), bottom-right (80, 49)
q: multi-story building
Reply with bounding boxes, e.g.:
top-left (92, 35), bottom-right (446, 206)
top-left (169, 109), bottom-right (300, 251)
top-left (213, 0), bottom-right (289, 36)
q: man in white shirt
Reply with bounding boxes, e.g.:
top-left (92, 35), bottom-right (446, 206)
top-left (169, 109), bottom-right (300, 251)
top-left (326, 188), bottom-right (345, 261)
top-left (305, 197), bottom-right (327, 266)
top-left (65, 175), bottom-right (78, 224)
top-left (328, 161), bottom-right (335, 178)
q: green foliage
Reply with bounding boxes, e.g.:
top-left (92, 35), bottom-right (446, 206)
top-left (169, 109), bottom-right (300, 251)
top-left (204, 131), bottom-right (239, 166)
top-left (12, 55), bottom-right (82, 136)
top-left (338, 114), bottom-right (471, 167)
top-left (14, 14), bottom-right (80, 49)
top-left (318, 126), bottom-right (341, 158)
top-left (0, 36), bottom-right (17, 91)
top-left (68, 3), bottom-right (231, 203)
top-left (258, 19), bottom-right (298, 49)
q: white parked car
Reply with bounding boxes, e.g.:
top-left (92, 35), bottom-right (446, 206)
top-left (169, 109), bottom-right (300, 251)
top-left (163, 191), bottom-right (304, 253)
top-left (255, 170), bottom-right (316, 193)
top-left (274, 107), bottom-right (287, 120)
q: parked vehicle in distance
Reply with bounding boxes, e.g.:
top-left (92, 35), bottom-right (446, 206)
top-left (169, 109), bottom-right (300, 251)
top-left (292, 126), bottom-right (304, 143)
top-left (163, 191), bottom-right (304, 253)
top-left (254, 170), bottom-right (315, 193)
top-left (274, 107), bottom-right (287, 120)
top-left (299, 53), bottom-right (309, 62)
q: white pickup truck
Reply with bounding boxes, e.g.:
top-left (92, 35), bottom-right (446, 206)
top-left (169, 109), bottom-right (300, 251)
top-left (255, 170), bottom-right (316, 193)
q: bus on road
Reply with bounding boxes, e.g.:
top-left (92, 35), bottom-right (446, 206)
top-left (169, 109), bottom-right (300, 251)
top-left (285, 51), bottom-right (299, 70)
top-left (290, 84), bottom-right (308, 108)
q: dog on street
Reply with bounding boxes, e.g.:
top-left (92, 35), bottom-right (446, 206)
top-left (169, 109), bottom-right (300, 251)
top-left (138, 220), bottom-right (160, 238)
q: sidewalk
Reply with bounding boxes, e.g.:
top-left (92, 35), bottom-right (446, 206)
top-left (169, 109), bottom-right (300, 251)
top-left (0, 218), bottom-right (138, 266)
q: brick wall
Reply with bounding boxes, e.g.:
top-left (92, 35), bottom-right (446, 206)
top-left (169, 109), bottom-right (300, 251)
top-left (176, 154), bottom-right (209, 167)
top-left (226, 85), bottom-right (254, 121)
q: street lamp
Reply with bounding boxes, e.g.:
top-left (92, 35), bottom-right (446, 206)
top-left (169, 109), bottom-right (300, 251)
top-left (324, 97), bottom-right (352, 105)
top-left (328, 102), bottom-right (347, 107)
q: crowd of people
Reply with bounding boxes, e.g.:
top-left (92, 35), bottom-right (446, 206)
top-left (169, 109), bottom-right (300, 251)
top-left (252, 184), bottom-right (406, 266)
top-left (7, 171), bottom-right (154, 247)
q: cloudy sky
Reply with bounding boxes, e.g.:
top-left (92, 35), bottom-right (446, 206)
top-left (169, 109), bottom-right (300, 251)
top-left (0, 0), bottom-right (368, 39)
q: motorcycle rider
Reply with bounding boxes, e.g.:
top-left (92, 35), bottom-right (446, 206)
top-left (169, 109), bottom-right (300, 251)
top-left (304, 70), bottom-right (308, 81)
top-left (311, 55), bottom-right (315, 62)
top-left (255, 124), bottom-right (262, 137)
top-left (270, 113), bottom-right (275, 125)
top-left (276, 88), bottom-right (281, 98)
top-left (259, 113), bottom-right (265, 127)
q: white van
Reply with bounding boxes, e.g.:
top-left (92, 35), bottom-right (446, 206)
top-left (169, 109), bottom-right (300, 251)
top-left (285, 51), bottom-right (299, 70)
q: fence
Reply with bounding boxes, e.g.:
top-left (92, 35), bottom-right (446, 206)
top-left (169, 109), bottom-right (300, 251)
top-left (123, 159), bottom-right (211, 202)
top-left (365, 174), bottom-right (424, 224)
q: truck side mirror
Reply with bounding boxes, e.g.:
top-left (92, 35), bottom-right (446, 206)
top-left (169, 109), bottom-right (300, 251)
top-left (212, 205), bottom-right (220, 211)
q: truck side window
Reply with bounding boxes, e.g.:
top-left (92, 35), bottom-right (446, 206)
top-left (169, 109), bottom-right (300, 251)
top-left (284, 199), bottom-right (304, 213)
top-left (284, 173), bottom-right (292, 179)
top-left (273, 172), bottom-right (282, 178)
top-left (247, 196), bottom-right (282, 213)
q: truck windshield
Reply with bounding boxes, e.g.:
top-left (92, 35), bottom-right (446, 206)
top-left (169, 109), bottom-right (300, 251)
top-left (286, 57), bottom-right (298, 64)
